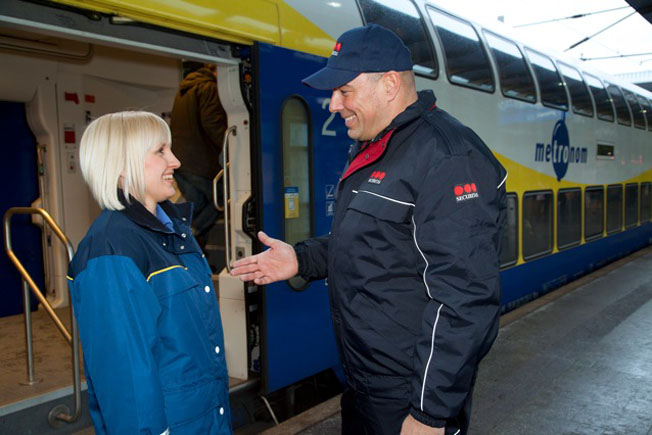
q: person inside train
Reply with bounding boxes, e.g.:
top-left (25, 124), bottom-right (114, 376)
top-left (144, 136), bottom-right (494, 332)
top-left (230, 25), bottom-right (507, 435)
top-left (67, 111), bottom-right (232, 434)
top-left (171, 62), bottom-right (227, 252)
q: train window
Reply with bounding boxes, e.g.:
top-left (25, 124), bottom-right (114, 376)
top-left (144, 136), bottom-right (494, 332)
top-left (621, 89), bottom-right (646, 129)
top-left (584, 74), bottom-right (614, 122)
top-left (500, 193), bottom-right (518, 268)
top-left (584, 186), bottom-right (604, 240)
top-left (638, 96), bottom-right (652, 131)
top-left (483, 31), bottom-right (535, 103)
top-left (606, 184), bottom-right (623, 234)
top-left (605, 83), bottom-right (631, 126)
top-left (358, 0), bottom-right (437, 77)
top-left (524, 49), bottom-right (568, 111)
top-left (427, 7), bottom-right (494, 92)
top-left (641, 182), bottom-right (652, 222)
top-left (522, 191), bottom-right (553, 260)
top-left (557, 188), bottom-right (581, 250)
top-left (281, 97), bottom-right (312, 290)
top-left (558, 63), bottom-right (593, 117)
top-left (625, 183), bottom-right (639, 228)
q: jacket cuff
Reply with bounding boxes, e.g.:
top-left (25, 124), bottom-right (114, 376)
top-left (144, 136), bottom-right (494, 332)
top-left (293, 244), bottom-right (308, 278)
top-left (409, 407), bottom-right (446, 428)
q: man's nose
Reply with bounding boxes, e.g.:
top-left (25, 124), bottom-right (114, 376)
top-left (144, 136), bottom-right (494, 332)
top-left (329, 92), bottom-right (342, 113)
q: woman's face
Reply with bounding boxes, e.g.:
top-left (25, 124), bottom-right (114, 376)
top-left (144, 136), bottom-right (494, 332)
top-left (143, 142), bottom-right (180, 214)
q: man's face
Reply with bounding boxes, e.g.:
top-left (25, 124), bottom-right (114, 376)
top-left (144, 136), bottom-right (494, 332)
top-left (329, 73), bottom-right (385, 141)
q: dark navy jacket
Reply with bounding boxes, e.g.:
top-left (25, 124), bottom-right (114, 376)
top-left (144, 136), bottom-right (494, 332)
top-left (295, 90), bottom-right (507, 429)
top-left (68, 195), bottom-right (231, 434)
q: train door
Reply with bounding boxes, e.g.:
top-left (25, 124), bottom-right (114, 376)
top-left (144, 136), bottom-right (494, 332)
top-left (0, 101), bottom-right (43, 317)
top-left (254, 42), bottom-right (349, 393)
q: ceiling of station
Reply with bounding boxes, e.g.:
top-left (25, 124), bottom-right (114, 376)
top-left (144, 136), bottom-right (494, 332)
top-left (626, 0), bottom-right (652, 24)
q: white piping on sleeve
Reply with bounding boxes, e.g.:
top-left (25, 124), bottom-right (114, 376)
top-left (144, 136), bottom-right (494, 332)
top-left (420, 303), bottom-right (444, 411)
top-left (352, 189), bottom-right (415, 207)
top-left (411, 216), bottom-right (431, 299)
top-left (497, 171), bottom-right (508, 189)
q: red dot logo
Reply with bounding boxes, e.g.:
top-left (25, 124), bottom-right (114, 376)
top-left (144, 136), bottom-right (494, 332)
top-left (471, 183), bottom-right (477, 192)
top-left (454, 186), bottom-right (464, 196)
top-left (334, 42), bottom-right (342, 52)
top-left (379, 172), bottom-right (386, 180)
top-left (464, 184), bottom-right (472, 193)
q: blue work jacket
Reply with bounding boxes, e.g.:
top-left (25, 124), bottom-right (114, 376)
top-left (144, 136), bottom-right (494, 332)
top-left (68, 194), bottom-right (231, 434)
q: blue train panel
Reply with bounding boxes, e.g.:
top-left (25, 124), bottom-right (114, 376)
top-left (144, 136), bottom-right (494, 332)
top-left (257, 42), bottom-right (350, 393)
top-left (501, 224), bottom-right (652, 310)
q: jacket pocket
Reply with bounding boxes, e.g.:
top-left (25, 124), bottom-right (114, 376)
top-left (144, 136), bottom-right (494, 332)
top-left (348, 190), bottom-right (413, 223)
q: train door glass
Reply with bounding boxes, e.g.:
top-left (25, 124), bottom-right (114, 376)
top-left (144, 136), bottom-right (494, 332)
top-left (428, 7), bottom-right (494, 92)
top-left (358, 0), bottom-right (437, 77)
top-left (557, 188), bottom-right (581, 250)
top-left (500, 193), bottom-right (518, 268)
top-left (483, 31), bottom-right (535, 103)
top-left (256, 42), bottom-right (348, 393)
top-left (637, 96), bottom-right (652, 131)
top-left (522, 190), bottom-right (553, 260)
top-left (281, 97), bottom-right (312, 290)
top-left (605, 84), bottom-right (631, 126)
top-left (606, 184), bottom-right (623, 234)
top-left (624, 183), bottom-right (639, 228)
top-left (558, 63), bottom-right (593, 117)
top-left (585, 186), bottom-right (604, 240)
top-left (524, 49), bottom-right (568, 111)
top-left (641, 182), bottom-right (652, 222)
top-left (621, 89), bottom-right (646, 129)
top-left (584, 74), bottom-right (614, 122)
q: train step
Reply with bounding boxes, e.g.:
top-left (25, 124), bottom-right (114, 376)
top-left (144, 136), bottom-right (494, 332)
top-left (0, 385), bottom-right (92, 434)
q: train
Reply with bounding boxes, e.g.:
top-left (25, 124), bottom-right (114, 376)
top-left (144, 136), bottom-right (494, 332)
top-left (1, 0), bottom-right (651, 430)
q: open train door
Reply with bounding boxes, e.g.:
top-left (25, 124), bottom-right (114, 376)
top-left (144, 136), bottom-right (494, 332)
top-left (255, 42), bottom-right (349, 393)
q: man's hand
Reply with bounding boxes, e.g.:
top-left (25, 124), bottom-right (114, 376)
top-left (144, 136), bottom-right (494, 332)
top-left (229, 231), bottom-right (298, 285)
top-left (400, 414), bottom-right (444, 435)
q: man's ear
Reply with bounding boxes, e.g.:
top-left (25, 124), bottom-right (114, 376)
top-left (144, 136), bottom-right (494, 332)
top-left (382, 71), bottom-right (402, 101)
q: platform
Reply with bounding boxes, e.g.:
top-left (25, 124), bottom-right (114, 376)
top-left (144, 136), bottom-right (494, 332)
top-left (268, 245), bottom-right (652, 435)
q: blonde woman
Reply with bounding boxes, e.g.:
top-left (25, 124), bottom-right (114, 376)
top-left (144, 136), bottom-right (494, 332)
top-left (68, 111), bottom-right (231, 434)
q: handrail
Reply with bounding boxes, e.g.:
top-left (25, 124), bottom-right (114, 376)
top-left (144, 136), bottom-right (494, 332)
top-left (222, 126), bottom-right (237, 272)
top-left (212, 162), bottom-right (230, 213)
top-left (3, 207), bottom-right (81, 425)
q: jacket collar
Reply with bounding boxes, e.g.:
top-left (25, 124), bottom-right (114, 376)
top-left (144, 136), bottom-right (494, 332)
top-left (117, 190), bottom-right (193, 234)
top-left (369, 90), bottom-right (437, 143)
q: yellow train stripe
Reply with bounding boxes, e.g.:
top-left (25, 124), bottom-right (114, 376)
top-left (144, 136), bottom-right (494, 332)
top-left (146, 265), bottom-right (187, 282)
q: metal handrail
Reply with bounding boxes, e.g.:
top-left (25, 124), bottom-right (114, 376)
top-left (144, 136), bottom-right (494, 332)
top-left (222, 126), bottom-right (237, 272)
top-left (212, 162), bottom-right (230, 213)
top-left (3, 207), bottom-right (81, 425)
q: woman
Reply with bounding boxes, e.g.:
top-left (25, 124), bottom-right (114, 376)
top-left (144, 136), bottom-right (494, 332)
top-left (68, 111), bottom-right (231, 434)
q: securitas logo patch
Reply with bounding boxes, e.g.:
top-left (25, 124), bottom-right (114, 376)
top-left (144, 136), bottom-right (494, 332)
top-left (368, 171), bottom-right (386, 184)
top-left (332, 42), bottom-right (342, 57)
top-left (454, 183), bottom-right (478, 202)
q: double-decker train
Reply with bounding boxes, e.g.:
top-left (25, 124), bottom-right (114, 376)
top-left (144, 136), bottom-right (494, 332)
top-left (1, 0), bottom-right (651, 428)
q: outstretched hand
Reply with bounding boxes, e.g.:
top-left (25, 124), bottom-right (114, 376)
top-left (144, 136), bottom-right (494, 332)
top-left (230, 231), bottom-right (299, 285)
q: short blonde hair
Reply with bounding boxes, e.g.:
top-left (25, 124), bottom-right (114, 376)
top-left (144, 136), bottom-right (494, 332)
top-left (79, 111), bottom-right (171, 210)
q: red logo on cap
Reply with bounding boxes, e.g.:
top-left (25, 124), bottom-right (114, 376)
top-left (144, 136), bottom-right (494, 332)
top-left (332, 42), bottom-right (342, 57)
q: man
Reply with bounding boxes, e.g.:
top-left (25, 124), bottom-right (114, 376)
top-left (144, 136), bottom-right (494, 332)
top-left (231, 24), bottom-right (507, 435)
top-left (171, 62), bottom-right (226, 249)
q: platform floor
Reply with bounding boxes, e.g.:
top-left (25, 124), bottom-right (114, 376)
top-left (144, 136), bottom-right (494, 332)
top-left (286, 245), bottom-right (652, 435)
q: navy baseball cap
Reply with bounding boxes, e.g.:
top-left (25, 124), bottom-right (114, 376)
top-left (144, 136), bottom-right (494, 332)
top-left (302, 24), bottom-right (413, 90)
